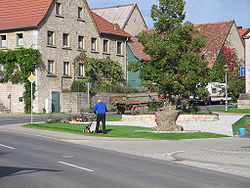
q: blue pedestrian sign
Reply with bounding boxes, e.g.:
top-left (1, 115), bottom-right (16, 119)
top-left (240, 67), bottom-right (245, 77)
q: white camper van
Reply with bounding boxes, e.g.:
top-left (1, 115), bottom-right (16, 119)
top-left (206, 82), bottom-right (231, 104)
top-left (188, 82), bottom-right (231, 105)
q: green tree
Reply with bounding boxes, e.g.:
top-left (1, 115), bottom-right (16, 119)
top-left (209, 46), bottom-right (245, 102)
top-left (136, 0), bottom-right (209, 104)
top-left (73, 52), bottom-right (125, 92)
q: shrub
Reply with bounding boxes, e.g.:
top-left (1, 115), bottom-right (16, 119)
top-left (71, 80), bottom-right (87, 92)
top-left (46, 118), bottom-right (62, 123)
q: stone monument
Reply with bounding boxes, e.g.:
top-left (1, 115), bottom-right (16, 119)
top-left (153, 105), bottom-right (183, 131)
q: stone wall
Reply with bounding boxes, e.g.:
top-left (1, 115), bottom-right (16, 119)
top-left (237, 93), bottom-right (250, 109)
top-left (122, 113), bottom-right (219, 124)
top-left (0, 82), bottom-right (25, 113)
top-left (61, 92), bottom-right (112, 113)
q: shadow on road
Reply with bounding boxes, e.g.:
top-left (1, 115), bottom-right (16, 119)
top-left (0, 166), bottom-right (61, 178)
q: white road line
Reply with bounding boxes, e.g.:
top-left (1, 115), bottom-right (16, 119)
top-left (0, 143), bottom-right (15, 150)
top-left (58, 161), bottom-right (94, 172)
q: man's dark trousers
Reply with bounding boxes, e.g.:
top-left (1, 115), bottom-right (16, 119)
top-left (96, 114), bottom-right (106, 132)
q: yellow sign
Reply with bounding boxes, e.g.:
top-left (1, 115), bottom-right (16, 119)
top-left (28, 73), bottom-right (36, 83)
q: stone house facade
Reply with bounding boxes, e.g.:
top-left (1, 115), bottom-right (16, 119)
top-left (0, 0), bottom-right (130, 113)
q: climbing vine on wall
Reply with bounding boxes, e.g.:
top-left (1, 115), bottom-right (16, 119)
top-left (0, 48), bottom-right (42, 112)
top-left (73, 52), bottom-right (125, 92)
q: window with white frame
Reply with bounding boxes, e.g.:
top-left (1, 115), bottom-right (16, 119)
top-left (17, 33), bottom-right (23, 47)
top-left (63, 62), bottom-right (69, 76)
top-left (0, 35), bottom-right (7, 48)
top-left (78, 7), bottom-right (84, 20)
top-left (91, 38), bottom-right (97, 51)
top-left (63, 33), bottom-right (69, 47)
top-left (116, 41), bottom-right (123, 55)
top-left (78, 63), bottom-right (84, 77)
top-left (78, 36), bottom-right (85, 49)
top-left (47, 31), bottom-right (54, 46)
top-left (48, 60), bottom-right (55, 74)
top-left (56, 2), bottom-right (62, 15)
top-left (103, 39), bottom-right (109, 53)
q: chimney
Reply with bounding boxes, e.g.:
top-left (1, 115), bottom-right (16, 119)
top-left (237, 26), bottom-right (243, 30)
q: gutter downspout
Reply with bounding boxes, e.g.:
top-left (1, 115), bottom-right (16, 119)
top-left (125, 37), bottom-right (129, 86)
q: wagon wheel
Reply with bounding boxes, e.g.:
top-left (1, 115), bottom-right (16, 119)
top-left (117, 106), bottom-right (126, 114)
top-left (131, 106), bottom-right (140, 114)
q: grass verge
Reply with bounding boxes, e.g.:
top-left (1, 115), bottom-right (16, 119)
top-left (212, 107), bottom-right (250, 113)
top-left (22, 123), bottom-right (228, 140)
top-left (106, 116), bottom-right (122, 121)
top-left (232, 115), bottom-right (250, 135)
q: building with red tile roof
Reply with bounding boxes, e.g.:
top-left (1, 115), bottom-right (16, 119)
top-left (92, 4), bottom-right (148, 36)
top-left (0, 0), bottom-right (132, 113)
top-left (193, 20), bottom-right (244, 68)
top-left (0, 0), bottom-right (53, 31)
top-left (239, 28), bottom-right (250, 37)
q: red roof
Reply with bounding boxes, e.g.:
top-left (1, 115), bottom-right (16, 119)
top-left (0, 0), bottom-right (130, 38)
top-left (90, 11), bottom-right (131, 37)
top-left (239, 28), bottom-right (250, 37)
top-left (129, 36), bottom-right (150, 61)
top-left (194, 20), bottom-right (234, 68)
top-left (0, 0), bottom-right (53, 30)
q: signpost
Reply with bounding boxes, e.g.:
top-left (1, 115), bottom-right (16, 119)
top-left (28, 73), bottom-right (36, 124)
top-left (85, 82), bottom-right (92, 109)
top-left (240, 67), bottom-right (245, 77)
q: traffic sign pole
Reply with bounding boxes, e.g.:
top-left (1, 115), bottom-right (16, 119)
top-left (31, 82), bottom-right (33, 124)
top-left (28, 73), bottom-right (36, 124)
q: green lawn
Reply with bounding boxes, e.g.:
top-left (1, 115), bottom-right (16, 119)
top-left (22, 123), bottom-right (228, 140)
top-left (212, 107), bottom-right (250, 113)
top-left (106, 116), bottom-right (122, 121)
top-left (232, 115), bottom-right (250, 135)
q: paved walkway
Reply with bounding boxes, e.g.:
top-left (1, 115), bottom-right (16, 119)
top-left (0, 112), bottom-right (250, 179)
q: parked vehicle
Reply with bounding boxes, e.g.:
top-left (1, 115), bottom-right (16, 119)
top-left (188, 82), bottom-right (231, 105)
top-left (110, 93), bottom-right (163, 114)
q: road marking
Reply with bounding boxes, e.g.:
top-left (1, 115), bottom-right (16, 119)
top-left (0, 143), bottom-right (15, 150)
top-left (58, 161), bottom-right (94, 172)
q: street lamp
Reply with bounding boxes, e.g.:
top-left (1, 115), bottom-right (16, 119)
top-left (223, 64), bottom-right (229, 111)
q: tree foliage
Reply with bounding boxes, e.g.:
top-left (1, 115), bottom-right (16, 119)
top-left (136, 0), bottom-right (210, 104)
top-left (209, 46), bottom-right (245, 102)
top-left (73, 52), bottom-right (125, 92)
top-left (0, 48), bottom-right (42, 112)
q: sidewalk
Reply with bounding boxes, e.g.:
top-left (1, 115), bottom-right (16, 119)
top-left (0, 112), bottom-right (250, 179)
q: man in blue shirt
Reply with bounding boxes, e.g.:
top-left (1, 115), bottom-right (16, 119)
top-left (93, 99), bottom-right (108, 133)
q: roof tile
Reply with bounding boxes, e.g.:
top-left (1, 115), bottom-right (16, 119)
top-left (0, 0), bottom-right (53, 30)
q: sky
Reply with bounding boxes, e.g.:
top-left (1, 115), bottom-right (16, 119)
top-left (88, 0), bottom-right (250, 29)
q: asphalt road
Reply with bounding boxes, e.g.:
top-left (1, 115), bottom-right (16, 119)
top-left (0, 131), bottom-right (249, 188)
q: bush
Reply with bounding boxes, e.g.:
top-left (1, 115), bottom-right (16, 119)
top-left (46, 118), bottom-right (62, 123)
top-left (92, 84), bottom-right (147, 93)
top-left (71, 80), bottom-right (87, 92)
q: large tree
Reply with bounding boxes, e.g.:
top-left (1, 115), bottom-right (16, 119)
top-left (135, 0), bottom-right (210, 105)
